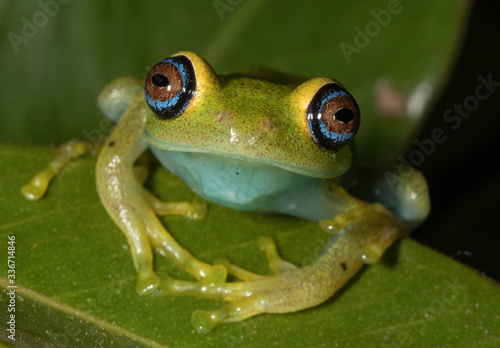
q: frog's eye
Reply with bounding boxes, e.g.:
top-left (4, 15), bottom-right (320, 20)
top-left (144, 55), bottom-right (196, 120)
top-left (307, 83), bottom-right (360, 152)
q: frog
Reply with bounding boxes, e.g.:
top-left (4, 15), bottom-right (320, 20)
top-left (22, 51), bottom-right (430, 333)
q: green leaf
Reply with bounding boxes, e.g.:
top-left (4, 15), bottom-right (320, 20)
top-left (1, 144), bottom-right (499, 347)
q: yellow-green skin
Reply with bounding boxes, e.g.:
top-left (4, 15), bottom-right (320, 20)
top-left (146, 52), bottom-right (351, 178)
top-left (22, 51), bottom-right (430, 333)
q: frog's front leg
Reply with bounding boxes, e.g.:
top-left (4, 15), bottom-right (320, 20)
top-left (21, 140), bottom-right (101, 201)
top-left (96, 91), bottom-right (226, 294)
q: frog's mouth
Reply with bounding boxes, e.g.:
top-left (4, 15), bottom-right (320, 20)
top-left (145, 130), bottom-right (352, 180)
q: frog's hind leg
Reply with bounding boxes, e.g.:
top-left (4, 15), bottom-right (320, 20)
top-left (21, 140), bottom-right (102, 201)
top-left (137, 202), bottom-right (408, 333)
top-left (190, 204), bottom-right (409, 333)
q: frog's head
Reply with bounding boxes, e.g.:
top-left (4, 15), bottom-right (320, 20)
top-left (144, 51), bottom-right (360, 179)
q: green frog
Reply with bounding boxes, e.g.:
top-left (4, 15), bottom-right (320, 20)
top-left (22, 51), bottom-right (430, 333)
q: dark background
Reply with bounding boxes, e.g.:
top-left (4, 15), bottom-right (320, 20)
top-left (413, 0), bottom-right (500, 282)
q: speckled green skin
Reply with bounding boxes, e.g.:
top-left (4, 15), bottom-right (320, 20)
top-left (146, 52), bottom-right (351, 178)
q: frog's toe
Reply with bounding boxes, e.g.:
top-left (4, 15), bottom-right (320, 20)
top-left (258, 236), bottom-right (297, 274)
top-left (21, 177), bottom-right (49, 201)
top-left (319, 213), bottom-right (354, 234)
top-left (358, 247), bottom-right (383, 265)
top-left (214, 257), bottom-right (263, 281)
top-left (191, 299), bottom-right (262, 333)
top-left (201, 264), bottom-right (227, 286)
top-left (191, 310), bottom-right (219, 334)
top-left (144, 192), bottom-right (208, 220)
top-left (135, 272), bottom-right (161, 295)
top-left (184, 200), bottom-right (208, 220)
top-left (319, 203), bottom-right (393, 234)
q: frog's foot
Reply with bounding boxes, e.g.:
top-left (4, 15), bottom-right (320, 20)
top-left (320, 203), bottom-right (410, 264)
top-left (153, 273), bottom-right (272, 332)
top-left (178, 204), bottom-right (409, 333)
top-left (320, 202), bottom-right (385, 233)
top-left (21, 140), bottom-right (102, 201)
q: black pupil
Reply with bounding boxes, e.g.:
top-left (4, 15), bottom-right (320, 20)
top-left (335, 108), bottom-right (354, 123)
top-left (152, 73), bottom-right (169, 87)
